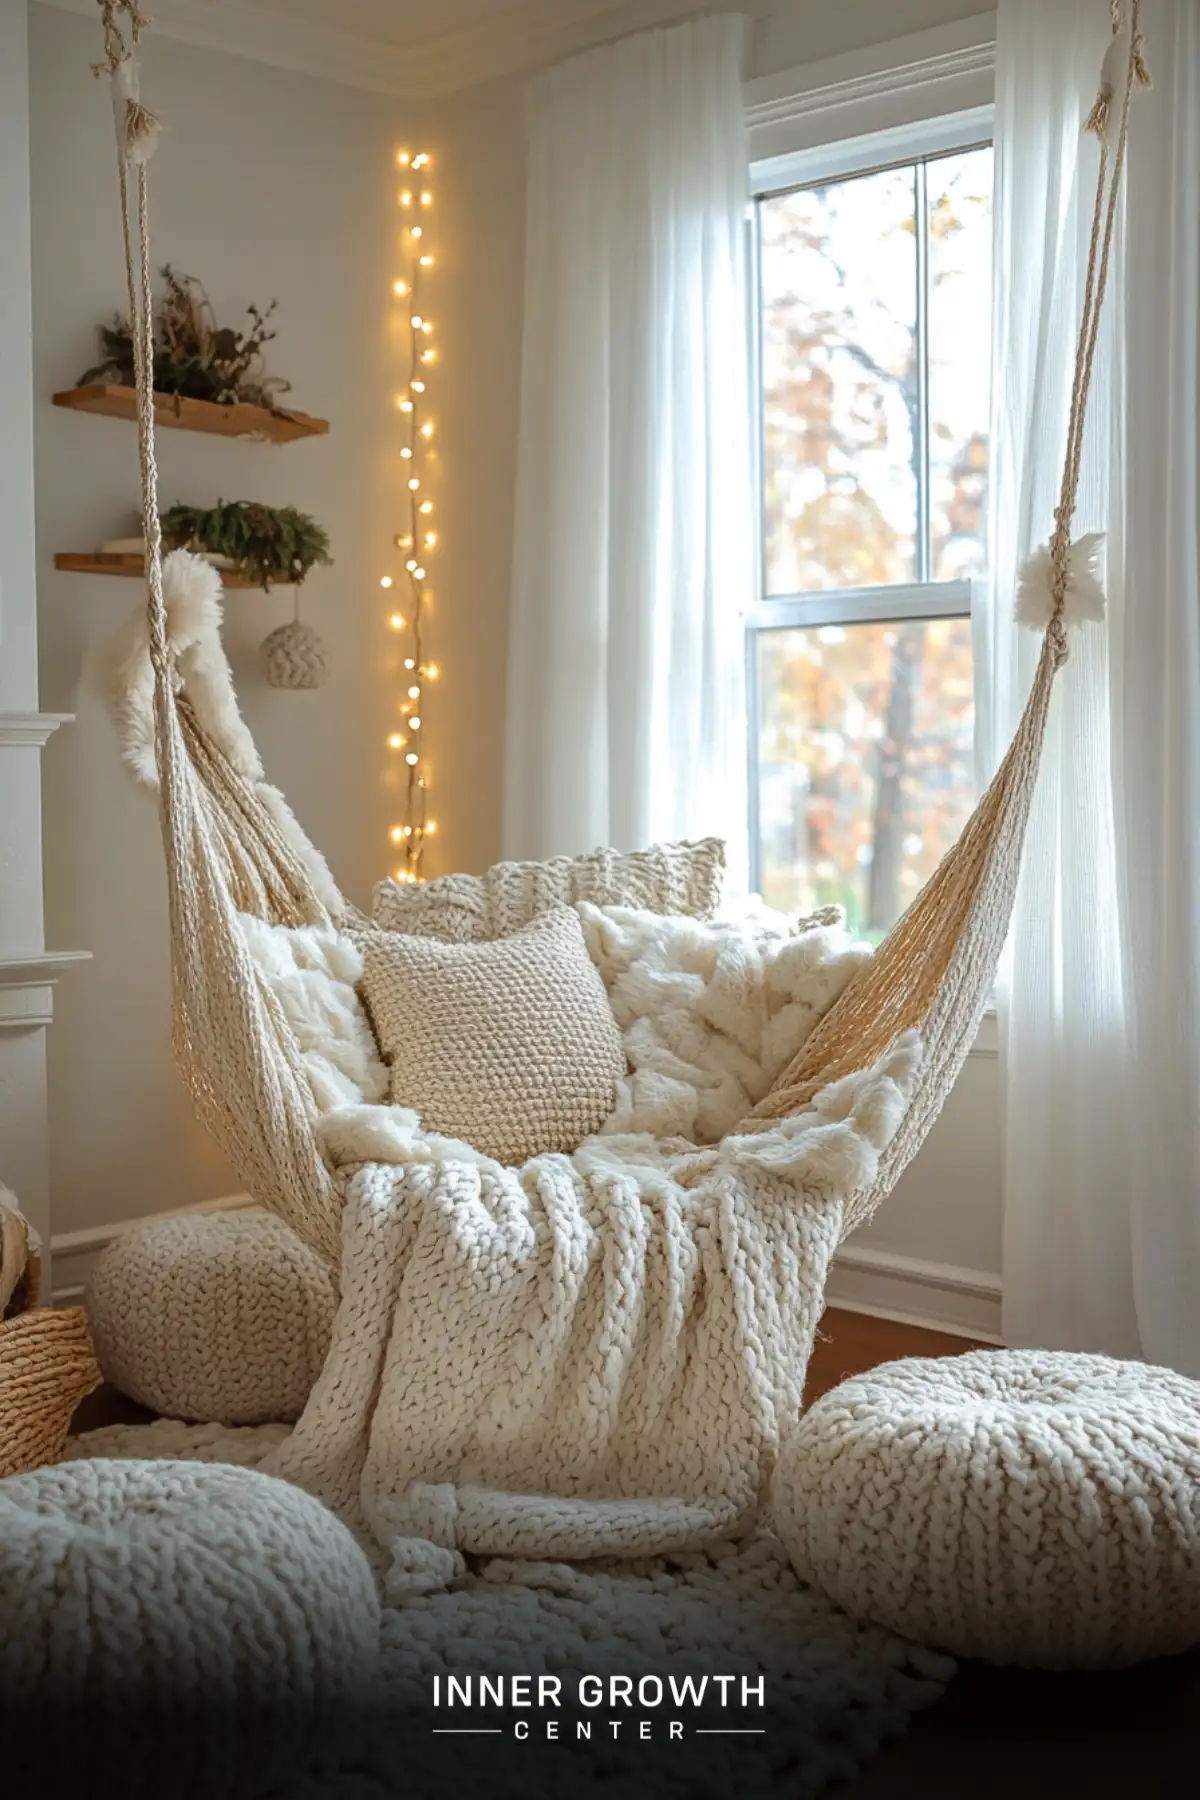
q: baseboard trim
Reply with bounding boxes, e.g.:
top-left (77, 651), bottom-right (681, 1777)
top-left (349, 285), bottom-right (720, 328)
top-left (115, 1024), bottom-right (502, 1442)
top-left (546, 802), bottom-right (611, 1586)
top-left (51, 1191), bottom-right (255, 1305)
top-left (827, 1242), bottom-right (1003, 1343)
top-left (53, 1194), bottom-right (1002, 1343)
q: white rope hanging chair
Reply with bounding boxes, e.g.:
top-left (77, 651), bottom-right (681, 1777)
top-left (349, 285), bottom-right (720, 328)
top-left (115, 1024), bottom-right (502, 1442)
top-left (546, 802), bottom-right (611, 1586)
top-left (91, 0), bottom-right (1146, 1274)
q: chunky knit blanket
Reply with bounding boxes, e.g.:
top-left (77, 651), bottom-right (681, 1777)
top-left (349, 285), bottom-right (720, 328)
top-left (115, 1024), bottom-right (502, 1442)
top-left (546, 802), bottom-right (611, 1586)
top-left (265, 1032), bottom-right (921, 1587)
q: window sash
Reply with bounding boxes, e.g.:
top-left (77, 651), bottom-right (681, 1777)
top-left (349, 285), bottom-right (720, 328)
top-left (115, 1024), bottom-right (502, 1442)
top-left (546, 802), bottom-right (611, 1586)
top-left (746, 579), bottom-right (971, 633)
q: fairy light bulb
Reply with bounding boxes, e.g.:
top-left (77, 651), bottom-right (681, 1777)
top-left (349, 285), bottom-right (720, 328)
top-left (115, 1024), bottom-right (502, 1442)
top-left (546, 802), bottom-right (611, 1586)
top-left (388, 733), bottom-right (404, 749)
top-left (412, 153), bottom-right (429, 169)
top-left (398, 399), bottom-right (413, 413)
top-left (426, 664), bottom-right (439, 679)
top-left (426, 821), bottom-right (438, 836)
top-left (411, 380), bottom-right (425, 394)
top-left (393, 279), bottom-right (408, 297)
top-left (399, 190), bottom-right (413, 207)
top-left (411, 226), bottom-right (423, 240)
top-left (420, 191), bottom-right (432, 207)
top-left (419, 255), bottom-right (434, 268)
top-left (405, 752), bottom-right (419, 766)
top-left (424, 531), bottom-right (437, 548)
top-left (420, 422), bottom-right (434, 438)
top-left (421, 350), bottom-right (435, 364)
top-left (408, 477), bottom-right (420, 491)
top-left (400, 446), bottom-right (413, 460)
top-left (380, 576), bottom-right (393, 589)
top-left (389, 612), bottom-right (406, 630)
top-left (405, 559), bottom-right (418, 573)
top-left (413, 566), bottom-right (426, 580)
top-left (390, 825), bottom-right (404, 842)
top-left (404, 658), bottom-right (416, 670)
top-left (407, 685), bottom-right (421, 699)
top-left (410, 314), bottom-right (423, 329)
top-left (419, 501), bottom-right (433, 514)
top-left (421, 320), bottom-right (433, 335)
top-left (396, 150), bottom-right (411, 167)
top-left (397, 534), bottom-right (413, 549)
top-left (409, 716), bottom-right (422, 730)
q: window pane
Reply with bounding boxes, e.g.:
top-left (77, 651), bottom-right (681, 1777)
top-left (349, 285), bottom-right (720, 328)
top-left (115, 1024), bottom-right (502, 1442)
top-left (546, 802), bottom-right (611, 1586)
top-left (755, 618), bottom-right (975, 940)
top-left (927, 147), bottom-right (993, 581)
top-left (760, 168), bottom-right (918, 595)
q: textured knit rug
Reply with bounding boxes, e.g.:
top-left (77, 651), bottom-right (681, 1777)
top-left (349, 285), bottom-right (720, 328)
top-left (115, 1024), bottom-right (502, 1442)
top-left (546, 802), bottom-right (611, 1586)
top-left (65, 1419), bottom-right (953, 1800)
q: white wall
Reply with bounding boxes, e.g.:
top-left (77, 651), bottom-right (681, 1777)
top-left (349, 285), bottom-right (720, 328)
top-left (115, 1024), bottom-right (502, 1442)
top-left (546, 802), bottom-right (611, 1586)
top-left (747, 0), bottom-right (993, 75)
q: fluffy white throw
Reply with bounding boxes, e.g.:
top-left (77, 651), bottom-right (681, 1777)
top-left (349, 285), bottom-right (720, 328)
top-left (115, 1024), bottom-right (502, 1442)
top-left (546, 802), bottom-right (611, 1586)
top-left (266, 1032), bottom-right (921, 1587)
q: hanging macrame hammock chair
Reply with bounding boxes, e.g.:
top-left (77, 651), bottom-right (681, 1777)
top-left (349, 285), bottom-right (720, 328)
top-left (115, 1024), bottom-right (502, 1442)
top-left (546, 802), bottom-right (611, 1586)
top-left (92, 0), bottom-right (1145, 1274)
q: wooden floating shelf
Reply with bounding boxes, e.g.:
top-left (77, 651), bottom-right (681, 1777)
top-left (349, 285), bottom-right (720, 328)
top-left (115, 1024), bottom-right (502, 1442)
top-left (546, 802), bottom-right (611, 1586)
top-left (52, 383), bottom-right (329, 444)
top-left (54, 553), bottom-right (285, 590)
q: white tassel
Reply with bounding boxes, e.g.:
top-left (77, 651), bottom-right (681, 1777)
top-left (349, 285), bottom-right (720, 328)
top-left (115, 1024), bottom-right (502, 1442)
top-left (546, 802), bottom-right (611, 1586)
top-left (1015, 533), bottom-right (1107, 632)
top-left (1085, 23), bottom-right (1151, 143)
top-left (112, 55), bottom-right (162, 164)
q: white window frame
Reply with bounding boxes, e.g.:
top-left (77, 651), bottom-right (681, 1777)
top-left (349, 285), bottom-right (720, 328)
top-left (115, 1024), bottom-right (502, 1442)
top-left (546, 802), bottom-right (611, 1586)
top-left (742, 17), bottom-right (996, 906)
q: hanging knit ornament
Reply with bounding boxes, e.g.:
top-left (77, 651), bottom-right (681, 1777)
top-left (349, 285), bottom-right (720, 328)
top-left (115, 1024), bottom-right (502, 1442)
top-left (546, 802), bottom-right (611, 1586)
top-left (1016, 532), bottom-right (1107, 632)
top-left (1085, 3), bottom-right (1152, 143)
top-left (261, 616), bottom-right (331, 689)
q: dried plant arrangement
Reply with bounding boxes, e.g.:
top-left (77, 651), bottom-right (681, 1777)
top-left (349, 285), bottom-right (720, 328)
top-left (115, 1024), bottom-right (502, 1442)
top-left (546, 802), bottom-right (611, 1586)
top-left (161, 500), bottom-right (332, 591)
top-left (78, 267), bottom-right (295, 413)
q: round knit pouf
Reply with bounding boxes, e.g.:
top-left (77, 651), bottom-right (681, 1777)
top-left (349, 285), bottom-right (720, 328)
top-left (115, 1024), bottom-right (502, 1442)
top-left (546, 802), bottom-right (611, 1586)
top-left (86, 1212), bottom-right (336, 1425)
top-left (0, 1457), bottom-right (379, 1798)
top-left (261, 617), bottom-right (330, 689)
top-left (774, 1350), bottom-right (1200, 1670)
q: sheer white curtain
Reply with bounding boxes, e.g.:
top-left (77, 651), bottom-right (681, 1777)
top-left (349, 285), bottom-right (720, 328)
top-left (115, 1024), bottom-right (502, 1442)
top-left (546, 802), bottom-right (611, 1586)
top-left (984, 0), bottom-right (1200, 1369)
top-left (502, 15), bottom-right (751, 876)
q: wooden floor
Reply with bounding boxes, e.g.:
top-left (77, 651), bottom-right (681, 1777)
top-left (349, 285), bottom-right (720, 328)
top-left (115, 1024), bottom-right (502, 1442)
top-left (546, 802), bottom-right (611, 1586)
top-left (72, 1309), bottom-right (1200, 1797)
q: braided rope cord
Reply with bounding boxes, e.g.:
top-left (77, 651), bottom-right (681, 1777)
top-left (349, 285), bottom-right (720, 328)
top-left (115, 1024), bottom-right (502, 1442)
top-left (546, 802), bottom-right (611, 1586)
top-left (95, 0), bottom-right (342, 1259)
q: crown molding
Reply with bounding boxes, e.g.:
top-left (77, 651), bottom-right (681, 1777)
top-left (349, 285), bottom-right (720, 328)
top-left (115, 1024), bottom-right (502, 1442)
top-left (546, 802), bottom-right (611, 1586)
top-left (401, 0), bottom-right (712, 98)
top-left (37, 0), bottom-right (412, 98)
top-left (36, 0), bottom-right (717, 100)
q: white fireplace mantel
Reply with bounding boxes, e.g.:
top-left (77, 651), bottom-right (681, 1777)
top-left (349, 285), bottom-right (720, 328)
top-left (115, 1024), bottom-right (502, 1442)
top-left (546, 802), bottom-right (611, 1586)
top-left (0, 710), bottom-right (74, 747)
top-left (0, 951), bottom-right (93, 1031)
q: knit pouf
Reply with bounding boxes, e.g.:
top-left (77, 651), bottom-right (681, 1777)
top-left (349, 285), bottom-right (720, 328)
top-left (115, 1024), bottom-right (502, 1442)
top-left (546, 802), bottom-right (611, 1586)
top-left (86, 1212), bottom-right (336, 1424)
top-left (0, 1457), bottom-right (379, 1797)
top-left (773, 1350), bottom-right (1200, 1670)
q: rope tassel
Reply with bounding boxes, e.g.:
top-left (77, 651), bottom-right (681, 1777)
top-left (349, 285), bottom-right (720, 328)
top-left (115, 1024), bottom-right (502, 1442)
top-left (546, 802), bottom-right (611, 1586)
top-left (1015, 533), bottom-right (1107, 633)
top-left (1087, 15), bottom-right (1151, 142)
top-left (112, 56), bottom-right (162, 164)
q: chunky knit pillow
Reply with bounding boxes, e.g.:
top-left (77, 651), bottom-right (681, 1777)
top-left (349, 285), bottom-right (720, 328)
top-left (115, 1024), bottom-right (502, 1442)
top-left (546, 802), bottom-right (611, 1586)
top-left (370, 837), bottom-right (725, 942)
top-left (357, 907), bottom-right (627, 1163)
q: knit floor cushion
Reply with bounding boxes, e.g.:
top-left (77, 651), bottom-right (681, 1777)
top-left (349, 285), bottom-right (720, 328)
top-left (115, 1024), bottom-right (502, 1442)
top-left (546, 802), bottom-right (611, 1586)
top-left (0, 1456), bottom-right (379, 1798)
top-left (773, 1349), bottom-right (1200, 1670)
top-left (86, 1212), bottom-right (336, 1425)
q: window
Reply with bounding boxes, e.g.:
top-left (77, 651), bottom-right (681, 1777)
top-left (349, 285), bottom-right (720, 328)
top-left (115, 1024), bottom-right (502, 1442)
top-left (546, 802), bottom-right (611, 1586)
top-left (747, 129), bottom-right (993, 941)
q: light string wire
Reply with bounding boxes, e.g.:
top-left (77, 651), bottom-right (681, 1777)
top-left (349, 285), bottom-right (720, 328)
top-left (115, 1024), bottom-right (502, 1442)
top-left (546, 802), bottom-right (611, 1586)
top-left (384, 148), bottom-right (439, 883)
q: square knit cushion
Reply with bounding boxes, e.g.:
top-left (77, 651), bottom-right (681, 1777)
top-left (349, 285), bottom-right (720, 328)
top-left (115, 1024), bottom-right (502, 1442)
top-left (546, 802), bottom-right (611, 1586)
top-left (357, 907), bottom-right (627, 1164)
top-left (370, 837), bottom-right (725, 943)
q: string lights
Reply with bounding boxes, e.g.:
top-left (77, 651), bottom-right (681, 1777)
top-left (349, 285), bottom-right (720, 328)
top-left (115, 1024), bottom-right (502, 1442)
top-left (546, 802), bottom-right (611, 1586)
top-left (385, 146), bottom-right (440, 883)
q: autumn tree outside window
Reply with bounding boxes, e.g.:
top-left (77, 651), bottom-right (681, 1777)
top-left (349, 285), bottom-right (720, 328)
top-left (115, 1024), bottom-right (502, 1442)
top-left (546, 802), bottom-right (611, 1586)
top-left (747, 108), bottom-right (994, 942)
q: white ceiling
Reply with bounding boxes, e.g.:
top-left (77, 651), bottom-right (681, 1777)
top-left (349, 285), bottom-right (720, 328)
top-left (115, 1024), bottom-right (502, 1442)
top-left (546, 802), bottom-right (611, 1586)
top-left (39, 0), bottom-right (714, 99)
